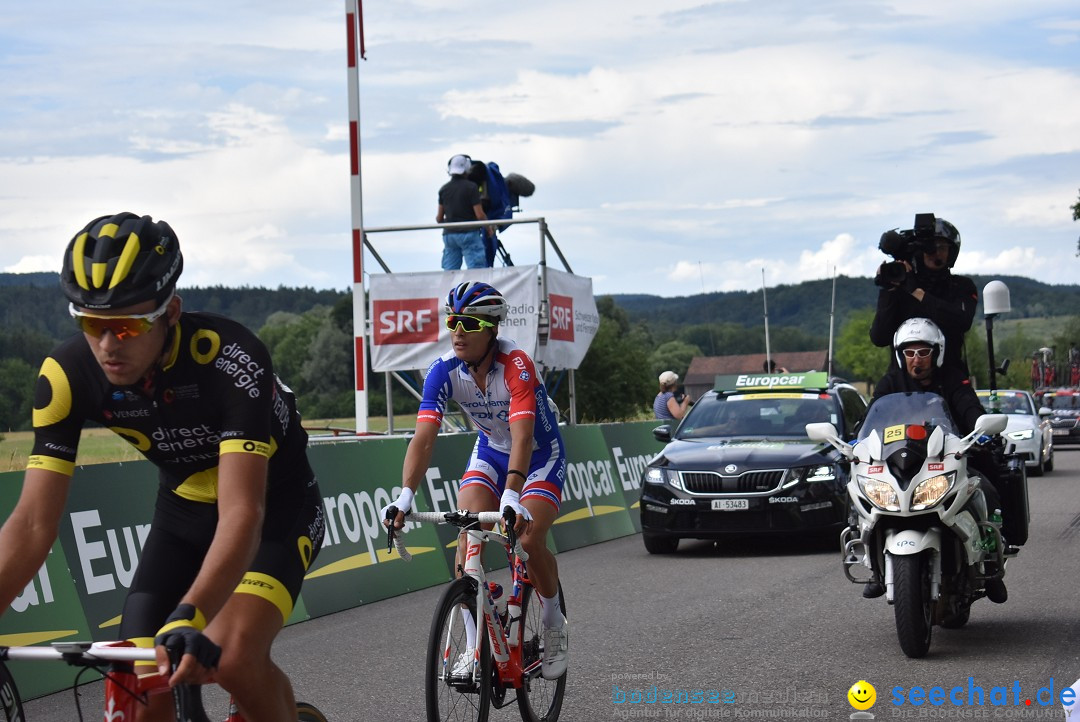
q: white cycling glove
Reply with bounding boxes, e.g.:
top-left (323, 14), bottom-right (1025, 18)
top-left (499, 488), bottom-right (533, 524)
top-left (381, 487), bottom-right (415, 524)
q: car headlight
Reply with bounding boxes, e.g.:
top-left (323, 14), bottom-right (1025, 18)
top-left (1007, 429), bottom-right (1034, 441)
top-left (911, 472), bottom-right (956, 511)
top-left (858, 476), bottom-right (899, 511)
top-left (783, 464), bottom-right (837, 488)
top-left (643, 467), bottom-right (684, 491)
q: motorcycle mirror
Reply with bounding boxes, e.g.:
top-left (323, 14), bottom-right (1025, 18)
top-left (806, 422), bottom-right (849, 456)
top-left (973, 413), bottom-right (1008, 437)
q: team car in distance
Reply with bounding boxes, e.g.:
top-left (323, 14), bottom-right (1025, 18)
top-left (975, 389), bottom-right (1054, 476)
top-left (1038, 388), bottom-right (1080, 446)
top-left (639, 372), bottom-right (868, 554)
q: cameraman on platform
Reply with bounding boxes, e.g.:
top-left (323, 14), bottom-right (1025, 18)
top-left (869, 213), bottom-right (978, 374)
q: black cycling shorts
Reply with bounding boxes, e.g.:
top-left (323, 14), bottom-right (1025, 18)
top-left (118, 476), bottom-right (325, 646)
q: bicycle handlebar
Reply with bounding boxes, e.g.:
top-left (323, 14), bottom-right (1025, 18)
top-left (0, 643), bottom-right (157, 663)
top-left (384, 507), bottom-right (529, 562)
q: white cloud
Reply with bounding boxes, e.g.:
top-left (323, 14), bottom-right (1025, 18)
top-left (2, 1), bottom-right (1079, 296)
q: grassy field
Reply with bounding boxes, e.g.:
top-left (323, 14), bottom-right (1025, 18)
top-left (0, 417), bottom-right (418, 473)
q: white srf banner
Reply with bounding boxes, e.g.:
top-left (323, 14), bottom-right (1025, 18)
top-left (536, 268), bottom-right (599, 369)
top-left (369, 267), bottom-right (540, 372)
top-left (368, 266), bottom-right (598, 373)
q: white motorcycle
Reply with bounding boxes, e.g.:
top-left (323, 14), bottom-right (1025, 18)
top-left (807, 392), bottom-right (1010, 658)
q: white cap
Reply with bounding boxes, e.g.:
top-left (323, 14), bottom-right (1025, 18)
top-left (448, 154), bottom-right (471, 175)
top-left (659, 371), bottom-right (679, 386)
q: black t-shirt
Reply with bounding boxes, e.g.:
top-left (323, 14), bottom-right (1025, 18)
top-left (869, 270), bottom-right (978, 373)
top-left (871, 366), bottom-right (986, 436)
top-left (438, 175), bottom-right (482, 228)
top-left (30, 312), bottom-right (312, 502)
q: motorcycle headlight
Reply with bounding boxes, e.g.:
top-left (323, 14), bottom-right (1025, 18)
top-left (858, 476), bottom-right (899, 511)
top-left (643, 467), bottom-right (684, 491)
top-left (1006, 429), bottom-right (1034, 441)
top-left (911, 472), bottom-right (956, 511)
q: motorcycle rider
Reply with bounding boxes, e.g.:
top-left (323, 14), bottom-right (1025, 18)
top-left (863, 318), bottom-right (1008, 604)
top-left (870, 214), bottom-right (978, 375)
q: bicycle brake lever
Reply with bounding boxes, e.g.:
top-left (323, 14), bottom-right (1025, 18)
top-left (384, 505), bottom-right (399, 552)
top-left (502, 506), bottom-right (518, 547)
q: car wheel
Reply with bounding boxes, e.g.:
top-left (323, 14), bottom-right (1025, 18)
top-left (642, 533), bottom-right (679, 555)
top-left (1029, 451), bottom-right (1044, 477)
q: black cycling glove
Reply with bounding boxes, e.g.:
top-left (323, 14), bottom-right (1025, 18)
top-left (154, 603), bottom-right (222, 670)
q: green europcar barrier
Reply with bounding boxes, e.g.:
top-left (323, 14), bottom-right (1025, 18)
top-left (0, 420), bottom-right (665, 699)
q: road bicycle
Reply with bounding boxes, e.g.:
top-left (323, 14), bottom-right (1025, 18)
top-left (0, 640), bottom-right (327, 721)
top-left (386, 508), bottom-right (566, 722)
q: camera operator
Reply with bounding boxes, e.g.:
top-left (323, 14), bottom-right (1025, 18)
top-left (869, 213), bottom-right (978, 374)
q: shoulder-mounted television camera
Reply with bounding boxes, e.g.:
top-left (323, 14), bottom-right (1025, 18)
top-left (876, 213), bottom-right (960, 287)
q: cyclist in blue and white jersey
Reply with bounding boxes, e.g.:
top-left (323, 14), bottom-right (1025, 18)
top-left (383, 280), bottom-right (569, 681)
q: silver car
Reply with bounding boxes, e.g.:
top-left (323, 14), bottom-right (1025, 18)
top-left (976, 389), bottom-right (1054, 476)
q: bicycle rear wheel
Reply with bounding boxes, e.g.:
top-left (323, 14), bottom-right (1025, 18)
top-left (0, 661), bottom-right (24, 722)
top-left (296, 701), bottom-right (329, 721)
top-left (516, 583), bottom-right (567, 722)
top-left (426, 577), bottom-right (491, 722)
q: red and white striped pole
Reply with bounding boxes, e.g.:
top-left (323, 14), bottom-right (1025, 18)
top-left (345, 0), bottom-right (368, 432)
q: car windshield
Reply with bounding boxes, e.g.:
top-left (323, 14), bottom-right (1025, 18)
top-left (976, 392), bottom-right (1032, 415)
top-left (676, 393), bottom-right (837, 439)
top-left (858, 392), bottom-right (957, 443)
top-left (1045, 393), bottom-right (1079, 411)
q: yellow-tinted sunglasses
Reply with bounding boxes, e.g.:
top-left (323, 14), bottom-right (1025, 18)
top-left (70, 294), bottom-right (172, 341)
top-left (445, 314), bottom-right (496, 333)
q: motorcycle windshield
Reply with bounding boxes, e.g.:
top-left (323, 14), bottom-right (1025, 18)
top-left (858, 391), bottom-right (957, 444)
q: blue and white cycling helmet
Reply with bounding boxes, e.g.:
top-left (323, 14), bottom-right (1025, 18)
top-left (445, 281), bottom-right (508, 322)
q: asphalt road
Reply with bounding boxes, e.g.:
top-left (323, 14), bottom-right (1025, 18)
top-left (25, 447), bottom-right (1080, 721)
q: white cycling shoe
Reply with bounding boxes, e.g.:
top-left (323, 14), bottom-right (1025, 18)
top-left (541, 618), bottom-right (569, 680)
top-left (450, 647), bottom-right (475, 679)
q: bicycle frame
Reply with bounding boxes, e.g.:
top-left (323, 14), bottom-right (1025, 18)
top-left (459, 526), bottom-right (527, 689)
top-left (389, 510), bottom-right (536, 689)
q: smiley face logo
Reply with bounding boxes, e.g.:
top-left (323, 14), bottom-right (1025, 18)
top-left (848, 680), bottom-right (876, 710)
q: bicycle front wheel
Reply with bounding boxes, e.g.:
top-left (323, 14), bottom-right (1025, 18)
top-left (296, 701), bottom-right (329, 721)
top-left (0, 662), bottom-right (24, 722)
top-left (426, 577), bottom-right (491, 722)
top-left (516, 583), bottom-right (567, 722)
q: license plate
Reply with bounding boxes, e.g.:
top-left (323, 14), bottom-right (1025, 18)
top-left (1053, 428), bottom-right (1069, 436)
top-left (711, 498), bottom-right (749, 511)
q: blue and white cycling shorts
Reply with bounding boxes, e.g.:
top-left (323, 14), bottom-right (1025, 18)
top-left (458, 436), bottom-right (566, 511)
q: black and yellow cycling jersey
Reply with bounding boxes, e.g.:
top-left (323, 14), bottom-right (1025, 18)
top-left (30, 311), bottom-right (313, 502)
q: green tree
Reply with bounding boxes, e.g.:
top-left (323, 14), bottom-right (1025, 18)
top-left (1073, 188), bottom-right (1080, 256)
top-left (0, 358), bottom-right (35, 432)
top-left (648, 340), bottom-right (701, 381)
top-left (564, 296), bottom-right (654, 422)
top-left (835, 309), bottom-right (889, 386)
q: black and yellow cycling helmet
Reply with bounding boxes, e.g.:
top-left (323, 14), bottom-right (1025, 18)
top-left (61, 212), bottom-right (183, 310)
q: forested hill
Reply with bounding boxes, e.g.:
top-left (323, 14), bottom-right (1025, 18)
top-left (2, 272), bottom-right (1077, 346)
top-left (0, 273), bottom-right (349, 364)
top-left (611, 275), bottom-right (1080, 337)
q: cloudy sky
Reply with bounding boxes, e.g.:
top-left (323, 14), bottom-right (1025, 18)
top-left (2, 1), bottom-right (1078, 297)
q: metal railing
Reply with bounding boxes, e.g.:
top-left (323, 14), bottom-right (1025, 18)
top-left (359, 217), bottom-right (578, 433)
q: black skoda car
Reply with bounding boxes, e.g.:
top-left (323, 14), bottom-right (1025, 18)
top-left (639, 372), bottom-right (868, 554)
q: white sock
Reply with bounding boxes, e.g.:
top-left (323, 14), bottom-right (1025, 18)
top-left (539, 593), bottom-right (563, 629)
top-left (461, 608), bottom-right (477, 650)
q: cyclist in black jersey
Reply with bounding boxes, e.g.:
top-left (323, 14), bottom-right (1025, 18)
top-left (0, 213), bottom-right (325, 722)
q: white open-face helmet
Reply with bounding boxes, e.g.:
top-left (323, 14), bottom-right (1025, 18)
top-left (893, 317), bottom-right (945, 368)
